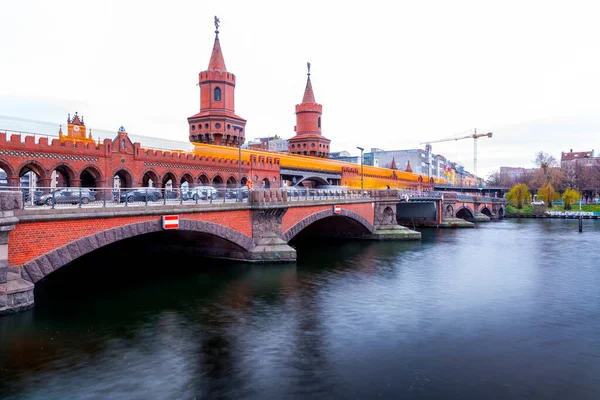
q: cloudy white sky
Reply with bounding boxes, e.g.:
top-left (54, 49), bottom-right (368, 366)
top-left (2, 0), bottom-right (600, 178)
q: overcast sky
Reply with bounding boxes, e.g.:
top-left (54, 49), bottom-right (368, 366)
top-left (2, 0), bottom-right (600, 178)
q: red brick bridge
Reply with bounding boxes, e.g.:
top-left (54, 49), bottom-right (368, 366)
top-left (397, 191), bottom-right (506, 227)
top-left (0, 189), bottom-right (419, 314)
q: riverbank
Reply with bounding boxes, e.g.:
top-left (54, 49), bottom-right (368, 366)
top-left (506, 213), bottom-right (600, 219)
top-left (506, 204), bottom-right (600, 218)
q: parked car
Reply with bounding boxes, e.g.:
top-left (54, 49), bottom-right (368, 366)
top-left (118, 188), bottom-right (163, 203)
top-left (36, 188), bottom-right (97, 205)
top-left (284, 186), bottom-right (306, 197)
top-left (226, 186), bottom-right (249, 199)
top-left (163, 190), bottom-right (179, 199)
top-left (22, 188), bottom-right (44, 203)
top-left (315, 185), bottom-right (347, 194)
top-left (183, 186), bottom-right (219, 201)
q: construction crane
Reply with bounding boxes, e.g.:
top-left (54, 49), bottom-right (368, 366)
top-left (420, 128), bottom-right (493, 182)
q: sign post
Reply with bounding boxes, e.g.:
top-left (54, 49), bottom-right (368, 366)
top-left (162, 215), bottom-right (179, 230)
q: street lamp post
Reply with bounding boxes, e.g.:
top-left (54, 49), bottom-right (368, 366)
top-left (357, 146), bottom-right (364, 192)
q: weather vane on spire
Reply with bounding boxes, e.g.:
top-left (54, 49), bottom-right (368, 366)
top-left (307, 62), bottom-right (311, 76)
top-left (214, 16), bottom-right (220, 34)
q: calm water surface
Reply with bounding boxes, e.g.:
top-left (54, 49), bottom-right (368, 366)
top-left (1, 219), bottom-right (600, 399)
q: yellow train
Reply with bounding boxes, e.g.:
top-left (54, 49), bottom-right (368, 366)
top-left (192, 143), bottom-right (448, 190)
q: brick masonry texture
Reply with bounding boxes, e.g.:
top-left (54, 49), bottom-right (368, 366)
top-left (8, 201), bottom-right (374, 271)
top-left (9, 209), bottom-right (252, 266)
top-left (281, 203), bottom-right (374, 234)
top-left (0, 131), bottom-right (280, 189)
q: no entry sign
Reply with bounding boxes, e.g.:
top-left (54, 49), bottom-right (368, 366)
top-left (333, 205), bottom-right (341, 214)
top-left (162, 215), bottom-right (179, 229)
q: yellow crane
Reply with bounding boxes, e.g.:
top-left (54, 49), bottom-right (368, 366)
top-left (420, 128), bottom-right (493, 182)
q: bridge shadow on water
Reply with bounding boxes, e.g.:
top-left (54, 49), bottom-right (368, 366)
top-left (2, 230), bottom-right (429, 400)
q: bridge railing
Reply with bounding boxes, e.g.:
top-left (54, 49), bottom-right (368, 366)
top-left (455, 193), bottom-right (495, 202)
top-left (279, 188), bottom-right (370, 202)
top-left (1, 186), bottom-right (252, 209)
top-left (0, 186), bottom-right (373, 210)
top-left (397, 188), bottom-right (443, 200)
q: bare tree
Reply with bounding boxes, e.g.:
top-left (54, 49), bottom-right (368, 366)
top-left (534, 151), bottom-right (559, 174)
top-left (531, 151), bottom-right (564, 189)
top-left (487, 170), bottom-right (502, 186)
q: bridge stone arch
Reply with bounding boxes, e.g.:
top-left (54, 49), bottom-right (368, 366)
top-left (21, 219), bottom-right (254, 284)
top-left (455, 205), bottom-right (475, 222)
top-left (211, 173), bottom-right (225, 187)
top-left (79, 164), bottom-right (104, 187)
top-left (226, 175), bottom-right (237, 187)
top-left (180, 172), bottom-right (194, 187)
top-left (198, 173), bottom-right (210, 185)
top-left (497, 206), bottom-right (505, 218)
top-left (297, 176), bottom-right (329, 186)
top-left (49, 162), bottom-right (77, 187)
top-left (113, 167), bottom-right (134, 188)
top-left (479, 205), bottom-right (493, 217)
top-left (161, 171), bottom-right (178, 188)
top-left (282, 208), bottom-right (374, 242)
top-left (18, 160), bottom-right (48, 182)
top-left (141, 168), bottom-right (159, 187)
top-left (0, 157), bottom-right (17, 185)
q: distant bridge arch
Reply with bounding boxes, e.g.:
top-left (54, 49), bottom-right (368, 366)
top-left (296, 176), bottom-right (329, 186)
top-left (455, 206), bottom-right (474, 222)
top-left (480, 205), bottom-right (493, 217)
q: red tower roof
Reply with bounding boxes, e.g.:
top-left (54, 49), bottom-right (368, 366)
top-left (288, 63), bottom-right (330, 158)
top-left (188, 17), bottom-right (246, 148)
top-left (302, 76), bottom-right (316, 103)
top-left (208, 36), bottom-right (227, 71)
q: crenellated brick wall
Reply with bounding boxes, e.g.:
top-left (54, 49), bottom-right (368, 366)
top-left (0, 131), bottom-right (279, 188)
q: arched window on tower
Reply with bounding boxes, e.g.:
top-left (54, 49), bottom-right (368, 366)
top-left (318, 117), bottom-right (321, 128)
top-left (214, 87), bottom-right (222, 101)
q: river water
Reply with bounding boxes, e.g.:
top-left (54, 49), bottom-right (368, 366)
top-left (1, 219), bottom-right (600, 399)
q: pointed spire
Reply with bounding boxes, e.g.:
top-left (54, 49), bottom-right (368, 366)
top-left (390, 157), bottom-right (397, 170)
top-left (208, 16), bottom-right (227, 71)
top-left (405, 160), bottom-right (413, 173)
top-left (302, 62), bottom-right (315, 103)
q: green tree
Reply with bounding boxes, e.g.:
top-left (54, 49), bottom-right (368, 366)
top-left (562, 188), bottom-right (581, 210)
top-left (537, 183), bottom-right (559, 207)
top-left (506, 183), bottom-right (531, 209)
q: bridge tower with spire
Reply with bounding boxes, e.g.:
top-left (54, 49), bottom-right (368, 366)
top-left (188, 16), bottom-right (246, 147)
top-left (288, 63), bottom-right (331, 158)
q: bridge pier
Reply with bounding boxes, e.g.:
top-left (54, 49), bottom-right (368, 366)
top-left (0, 192), bottom-right (34, 315)
top-left (249, 205), bottom-right (296, 262)
top-left (440, 197), bottom-right (474, 228)
top-left (366, 190), bottom-right (421, 240)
